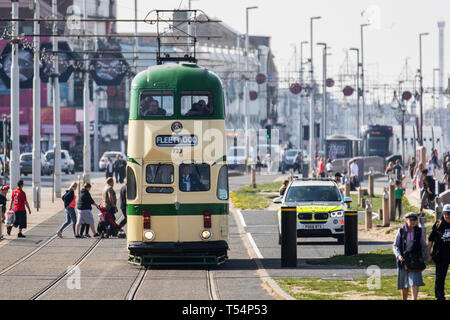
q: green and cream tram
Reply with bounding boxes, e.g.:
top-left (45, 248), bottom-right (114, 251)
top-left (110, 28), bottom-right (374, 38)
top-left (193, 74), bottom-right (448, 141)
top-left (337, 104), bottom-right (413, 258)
top-left (126, 63), bottom-right (229, 265)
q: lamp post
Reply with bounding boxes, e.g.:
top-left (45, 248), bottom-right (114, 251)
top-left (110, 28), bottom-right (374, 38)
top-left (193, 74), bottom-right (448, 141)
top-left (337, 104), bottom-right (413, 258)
top-left (317, 42), bottom-right (327, 152)
top-left (418, 32), bottom-right (429, 146)
top-left (360, 23), bottom-right (369, 127)
top-left (244, 6), bottom-right (258, 161)
top-left (432, 68), bottom-right (440, 124)
top-left (298, 41), bottom-right (308, 150)
top-left (350, 48), bottom-right (360, 139)
top-left (309, 16), bottom-right (321, 177)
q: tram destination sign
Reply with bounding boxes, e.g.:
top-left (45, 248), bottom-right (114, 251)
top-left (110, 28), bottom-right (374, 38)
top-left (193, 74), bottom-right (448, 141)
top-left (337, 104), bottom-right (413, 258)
top-left (156, 135), bottom-right (199, 147)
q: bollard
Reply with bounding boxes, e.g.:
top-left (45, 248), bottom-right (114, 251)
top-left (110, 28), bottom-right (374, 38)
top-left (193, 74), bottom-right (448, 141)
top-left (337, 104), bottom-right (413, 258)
top-left (345, 181), bottom-right (350, 197)
top-left (250, 166), bottom-right (256, 188)
top-left (281, 207), bottom-right (297, 267)
top-left (382, 188), bottom-right (390, 227)
top-left (344, 210), bottom-right (358, 256)
top-left (358, 187), bottom-right (364, 207)
top-left (368, 172), bottom-right (374, 197)
top-left (389, 184), bottom-right (396, 221)
top-left (365, 199), bottom-right (372, 230)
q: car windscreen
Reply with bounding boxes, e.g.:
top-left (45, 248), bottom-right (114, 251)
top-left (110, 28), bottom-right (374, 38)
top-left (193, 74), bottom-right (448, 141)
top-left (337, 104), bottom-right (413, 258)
top-left (284, 185), bottom-right (342, 202)
top-left (286, 150), bottom-right (299, 157)
top-left (21, 155), bottom-right (32, 161)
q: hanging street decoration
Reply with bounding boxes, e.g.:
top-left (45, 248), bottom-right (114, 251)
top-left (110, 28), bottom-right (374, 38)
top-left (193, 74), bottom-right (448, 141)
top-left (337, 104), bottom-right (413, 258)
top-left (289, 83), bottom-right (301, 94)
top-left (0, 42), bottom-right (34, 89)
top-left (249, 90), bottom-right (258, 101)
top-left (343, 85), bottom-right (354, 96)
top-left (326, 78), bottom-right (335, 87)
top-left (402, 91), bottom-right (412, 101)
top-left (40, 41), bottom-right (76, 83)
top-left (89, 50), bottom-right (128, 86)
top-left (255, 73), bottom-right (266, 84)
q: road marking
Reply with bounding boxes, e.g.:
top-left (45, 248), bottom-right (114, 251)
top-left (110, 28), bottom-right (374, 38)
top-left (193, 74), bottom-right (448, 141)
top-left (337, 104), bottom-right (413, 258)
top-left (236, 209), bottom-right (247, 228)
top-left (246, 232), bottom-right (264, 259)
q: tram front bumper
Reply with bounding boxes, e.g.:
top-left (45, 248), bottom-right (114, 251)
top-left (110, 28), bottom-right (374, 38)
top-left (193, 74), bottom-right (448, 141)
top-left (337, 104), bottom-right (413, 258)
top-left (128, 241), bottom-right (229, 265)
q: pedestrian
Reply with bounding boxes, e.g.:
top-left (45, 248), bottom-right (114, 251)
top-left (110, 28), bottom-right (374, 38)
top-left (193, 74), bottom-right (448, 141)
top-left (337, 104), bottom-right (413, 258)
top-left (443, 161), bottom-right (450, 190)
top-left (413, 162), bottom-right (425, 192)
top-left (256, 152), bottom-right (262, 173)
top-left (119, 181), bottom-right (127, 228)
top-left (0, 186), bottom-right (9, 237)
top-left (426, 159), bottom-right (436, 178)
top-left (105, 158), bottom-right (114, 178)
top-left (419, 168), bottom-right (435, 215)
top-left (326, 158), bottom-right (333, 177)
top-left (264, 152), bottom-right (272, 174)
top-left (279, 179), bottom-right (290, 197)
top-left (57, 182), bottom-right (78, 238)
top-left (349, 160), bottom-right (359, 190)
top-left (293, 152), bottom-right (302, 175)
top-left (113, 154), bottom-right (120, 183)
top-left (76, 183), bottom-right (100, 238)
top-left (103, 177), bottom-right (118, 223)
top-left (427, 204), bottom-right (450, 300)
top-left (394, 179), bottom-right (405, 219)
top-left (9, 180), bottom-right (31, 238)
top-left (317, 157), bottom-right (325, 178)
top-left (118, 156), bottom-right (127, 183)
top-left (333, 172), bottom-right (343, 185)
top-left (385, 161), bottom-right (394, 183)
top-left (392, 212), bottom-right (427, 300)
top-left (409, 157), bottom-right (416, 180)
top-left (393, 159), bottom-right (403, 182)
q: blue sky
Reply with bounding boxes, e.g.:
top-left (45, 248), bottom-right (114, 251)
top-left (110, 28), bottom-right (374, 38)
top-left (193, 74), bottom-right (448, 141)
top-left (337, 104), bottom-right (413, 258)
top-left (116, 0), bottom-right (449, 88)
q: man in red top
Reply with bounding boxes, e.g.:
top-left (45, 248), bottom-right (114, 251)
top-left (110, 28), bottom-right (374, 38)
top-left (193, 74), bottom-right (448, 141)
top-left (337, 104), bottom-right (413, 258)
top-left (9, 180), bottom-right (31, 238)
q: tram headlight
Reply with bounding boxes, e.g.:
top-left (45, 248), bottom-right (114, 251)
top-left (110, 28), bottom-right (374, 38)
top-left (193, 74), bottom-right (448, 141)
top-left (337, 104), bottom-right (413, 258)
top-left (143, 230), bottom-right (155, 242)
top-left (200, 230), bottom-right (212, 241)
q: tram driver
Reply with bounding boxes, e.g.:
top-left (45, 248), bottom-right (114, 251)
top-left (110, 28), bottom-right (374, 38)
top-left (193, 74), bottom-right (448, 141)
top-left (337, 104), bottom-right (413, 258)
top-left (180, 165), bottom-right (203, 192)
top-left (140, 97), bottom-right (167, 116)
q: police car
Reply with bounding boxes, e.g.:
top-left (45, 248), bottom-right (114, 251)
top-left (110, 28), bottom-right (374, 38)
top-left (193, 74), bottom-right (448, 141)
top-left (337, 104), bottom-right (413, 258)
top-left (274, 178), bottom-right (352, 244)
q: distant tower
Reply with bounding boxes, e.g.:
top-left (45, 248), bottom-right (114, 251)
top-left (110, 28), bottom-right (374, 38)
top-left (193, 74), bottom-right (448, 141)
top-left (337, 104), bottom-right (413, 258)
top-left (438, 21), bottom-right (445, 109)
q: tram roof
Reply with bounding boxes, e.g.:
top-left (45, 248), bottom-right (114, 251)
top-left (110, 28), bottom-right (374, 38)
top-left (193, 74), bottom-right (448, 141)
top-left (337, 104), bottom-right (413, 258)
top-left (326, 134), bottom-right (361, 141)
top-left (131, 62), bottom-right (223, 90)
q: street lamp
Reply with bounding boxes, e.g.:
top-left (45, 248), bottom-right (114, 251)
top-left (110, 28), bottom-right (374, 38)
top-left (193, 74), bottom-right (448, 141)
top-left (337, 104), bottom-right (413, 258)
top-left (350, 47), bottom-right (360, 139)
top-left (317, 42), bottom-right (327, 152)
top-left (309, 16), bottom-right (321, 177)
top-left (360, 23), bottom-right (370, 127)
top-left (418, 32), bottom-right (429, 147)
top-left (244, 6), bottom-right (258, 161)
top-left (298, 41), bottom-right (308, 150)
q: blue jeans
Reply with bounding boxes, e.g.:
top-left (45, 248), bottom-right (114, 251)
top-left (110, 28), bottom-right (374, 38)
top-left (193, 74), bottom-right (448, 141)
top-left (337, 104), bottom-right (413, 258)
top-left (58, 207), bottom-right (77, 235)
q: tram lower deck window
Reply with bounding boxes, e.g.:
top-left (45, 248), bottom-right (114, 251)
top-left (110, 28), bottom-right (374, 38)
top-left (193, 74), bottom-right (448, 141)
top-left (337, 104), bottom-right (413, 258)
top-left (179, 164), bottom-right (210, 192)
top-left (146, 164), bottom-right (174, 184)
top-left (140, 91), bottom-right (174, 117)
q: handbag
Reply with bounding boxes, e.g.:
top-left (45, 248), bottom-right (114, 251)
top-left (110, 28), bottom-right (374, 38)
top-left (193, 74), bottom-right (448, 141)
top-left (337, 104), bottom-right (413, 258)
top-left (404, 251), bottom-right (426, 272)
top-left (6, 210), bottom-right (15, 225)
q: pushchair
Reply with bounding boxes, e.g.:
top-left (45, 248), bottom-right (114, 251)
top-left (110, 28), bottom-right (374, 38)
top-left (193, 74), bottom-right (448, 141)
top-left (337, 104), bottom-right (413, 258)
top-left (97, 206), bottom-right (126, 238)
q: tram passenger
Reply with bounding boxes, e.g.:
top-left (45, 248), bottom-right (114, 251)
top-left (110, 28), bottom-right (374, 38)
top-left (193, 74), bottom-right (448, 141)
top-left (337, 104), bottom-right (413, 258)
top-left (180, 165), bottom-right (203, 192)
top-left (146, 99), bottom-right (166, 116)
top-left (139, 96), bottom-right (153, 116)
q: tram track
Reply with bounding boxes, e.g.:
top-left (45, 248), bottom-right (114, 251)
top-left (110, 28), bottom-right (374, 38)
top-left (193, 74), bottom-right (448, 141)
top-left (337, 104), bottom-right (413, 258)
top-left (206, 269), bottom-right (220, 300)
top-left (125, 267), bottom-right (149, 300)
top-left (29, 237), bottom-right (103, 300)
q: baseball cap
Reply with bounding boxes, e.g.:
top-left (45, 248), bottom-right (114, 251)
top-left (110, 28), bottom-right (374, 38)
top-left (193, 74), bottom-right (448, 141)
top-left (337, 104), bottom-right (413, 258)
top-left (443, 204), bottom-right (450, 214)
top-left (405, 212), bottom-right (418, 220)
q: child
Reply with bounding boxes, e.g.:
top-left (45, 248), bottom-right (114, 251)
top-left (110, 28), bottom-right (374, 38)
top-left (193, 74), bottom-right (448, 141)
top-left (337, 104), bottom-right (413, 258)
top-left (395, 180), bottom-right (405, 219)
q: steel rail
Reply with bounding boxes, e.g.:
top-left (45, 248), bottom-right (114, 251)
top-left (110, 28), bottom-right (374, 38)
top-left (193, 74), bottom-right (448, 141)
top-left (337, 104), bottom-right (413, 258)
top-left (125, 267), bottom-right (148, 300)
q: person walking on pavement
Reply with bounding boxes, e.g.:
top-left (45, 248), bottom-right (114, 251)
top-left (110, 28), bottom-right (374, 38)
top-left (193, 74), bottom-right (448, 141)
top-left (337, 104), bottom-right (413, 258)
top-left (419, 168), bottom-right (436, 215)
top-left (118, 156), bottom-right (127, 183)
top-left (409, 157), bottom-right (416, 180)
top-left (9, 180), bottom-right (31, 238)
top-left (57, 182), bottom-right (78, 238)
top-left (103, 177), bottom-right (118, 223)
top-left (393, 159), bottom-right (403, 182)
top-left (393, 212), bottom-right (427, 300)
top-left (0, 186), bottom-right (9, 238)
top-left (349, 160), bottom-right (359, 190)
top-left (427, 204), bottom-right (450, 300)
top-left (394, 179), bottom-right (405, 219)
top-left (426, 159), bottom-right (436, 178)
top-left (119, 181), bottom-right (127, 228)
top-left (293, 152), bottom-right (302, 175)
top-left (76, 183), bottom-right (100, 238)
top-left (443, 161), bottom-right (450, 190)
top-left (113, 154), bottom-right (121, 183)
top-left (105, 158), bottom-right (114, 179)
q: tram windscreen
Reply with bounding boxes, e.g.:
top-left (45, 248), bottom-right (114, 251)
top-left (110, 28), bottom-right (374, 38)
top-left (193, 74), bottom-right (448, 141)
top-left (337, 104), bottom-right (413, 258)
top-left (368, 137), bottom-right (388, 156)
top-left (146, 164), bottom-right (174, 184)
top-left (179, 164), bottom-right (210, 192)
top-left (140, 91), bottom-right (174, 117)
top-left (180, 92), bottom-right (213, 116)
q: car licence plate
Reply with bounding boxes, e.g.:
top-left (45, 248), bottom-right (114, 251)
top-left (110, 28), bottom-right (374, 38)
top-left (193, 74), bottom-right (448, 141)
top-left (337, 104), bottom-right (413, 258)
top-left (302, 224), bottom-right (323, 229)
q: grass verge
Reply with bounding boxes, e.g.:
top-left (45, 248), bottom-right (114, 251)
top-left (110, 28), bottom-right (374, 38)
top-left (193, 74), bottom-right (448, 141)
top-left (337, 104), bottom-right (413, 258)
top-left (230, 182), bottom-right (282, 210)
top-left (275, 274), bottom-right (449, 300)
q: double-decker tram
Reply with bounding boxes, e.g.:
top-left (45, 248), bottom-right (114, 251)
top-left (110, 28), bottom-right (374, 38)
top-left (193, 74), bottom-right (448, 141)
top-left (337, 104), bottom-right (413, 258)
top-left (126, 62), bottom-right (229, 266)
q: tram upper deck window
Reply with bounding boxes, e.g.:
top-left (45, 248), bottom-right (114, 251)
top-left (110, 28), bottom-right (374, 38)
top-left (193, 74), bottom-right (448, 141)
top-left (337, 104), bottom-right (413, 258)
top-left (179, 163), bottom-right (210, 192)
top-left (140, 91), bottom-right (174, 117)
top-left (146, 164), bottom-right (174, 184)
top-left (180, 92), bottom-right (213, 116)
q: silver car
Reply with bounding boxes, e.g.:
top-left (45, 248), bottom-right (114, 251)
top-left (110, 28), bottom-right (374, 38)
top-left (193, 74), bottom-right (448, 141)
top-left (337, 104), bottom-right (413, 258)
top-left (99, 151), bottom-right (126, 171)
top-left (44, 149), bottom-right (75, 174)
